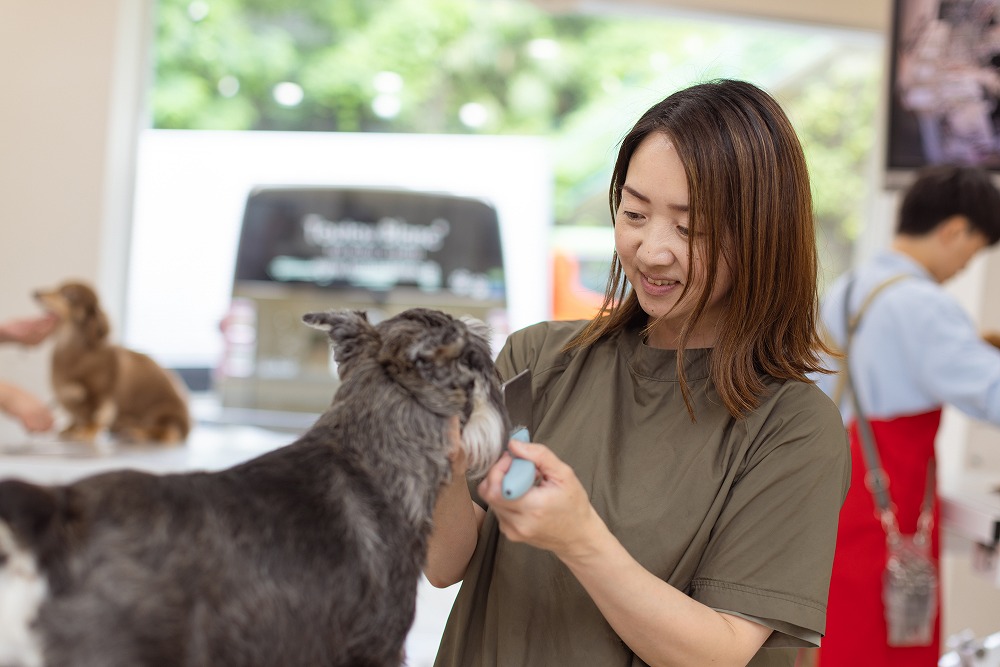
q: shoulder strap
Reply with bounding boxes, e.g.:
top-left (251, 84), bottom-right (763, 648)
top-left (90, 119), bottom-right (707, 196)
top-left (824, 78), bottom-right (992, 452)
top-left (840, 276), bottom-right (894, 515)
top-left (846, 274), bottom-right (911, 339)
top-left (839, 273), bottom-right (934, 540)
top-left (831, 273), bottom-right (911, 408)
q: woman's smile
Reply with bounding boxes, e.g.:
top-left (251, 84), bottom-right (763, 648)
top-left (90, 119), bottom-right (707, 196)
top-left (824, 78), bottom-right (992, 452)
top-left (639, 273), bottom-right (680, 296)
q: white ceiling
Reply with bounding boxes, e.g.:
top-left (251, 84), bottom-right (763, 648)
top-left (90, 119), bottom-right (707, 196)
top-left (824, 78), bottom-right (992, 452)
top-left (530, 0), bottom-right (891, 33)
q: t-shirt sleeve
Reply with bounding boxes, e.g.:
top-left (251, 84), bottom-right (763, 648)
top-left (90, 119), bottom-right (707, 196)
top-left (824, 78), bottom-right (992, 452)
top-left (493, 323), bottom-right (552, 381)
top-left (494, 340), bottom-right (518, 382)
top-left (688, 383), bottom-right (851, 646)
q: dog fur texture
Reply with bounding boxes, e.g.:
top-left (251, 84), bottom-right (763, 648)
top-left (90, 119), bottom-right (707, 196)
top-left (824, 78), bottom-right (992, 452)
top-left (0, 307), bottom-right (508, 667)
top-left (33, 281), bottom-right (191, 444)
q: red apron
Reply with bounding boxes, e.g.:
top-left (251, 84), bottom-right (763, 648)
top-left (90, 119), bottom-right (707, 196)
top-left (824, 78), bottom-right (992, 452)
top-left (818, 409), bottom-right (942, 667)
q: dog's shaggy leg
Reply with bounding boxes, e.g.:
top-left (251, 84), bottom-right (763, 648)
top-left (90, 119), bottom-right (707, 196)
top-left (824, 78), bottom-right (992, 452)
top-left (151, 423), bottom-right (186, 444)
top-left (59, 423), bottom-right (101, 444)
top-left (119, 423), bottom-right (186, 445)
top-left (111, 414), bottom-right (188, 445)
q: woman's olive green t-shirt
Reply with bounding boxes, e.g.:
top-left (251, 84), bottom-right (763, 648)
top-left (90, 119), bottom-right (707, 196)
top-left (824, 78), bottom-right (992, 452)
top-left (435, 319), bottom-right (850, 667)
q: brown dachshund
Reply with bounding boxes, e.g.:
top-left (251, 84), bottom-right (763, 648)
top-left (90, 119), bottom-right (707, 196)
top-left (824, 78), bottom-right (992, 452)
top-left (33, 280), bottom-right (190, 444)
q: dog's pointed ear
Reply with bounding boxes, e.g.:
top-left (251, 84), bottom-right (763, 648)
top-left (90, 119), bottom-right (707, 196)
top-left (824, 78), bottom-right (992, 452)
top-left (303, 310), bottom-right (380, 380)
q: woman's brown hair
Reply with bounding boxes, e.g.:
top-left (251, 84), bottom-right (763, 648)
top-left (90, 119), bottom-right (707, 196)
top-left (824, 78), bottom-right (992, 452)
top-left (567, 79), bottom-right (835, 419)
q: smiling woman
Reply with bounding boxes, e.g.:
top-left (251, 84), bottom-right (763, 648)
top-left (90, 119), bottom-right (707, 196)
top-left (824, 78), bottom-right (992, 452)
top-left (426, 79), bottom-right (850, 667)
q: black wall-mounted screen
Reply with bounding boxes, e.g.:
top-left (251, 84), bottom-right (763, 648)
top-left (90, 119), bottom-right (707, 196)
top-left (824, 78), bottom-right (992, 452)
top-left (885, 0), bottom-right (1000, 187)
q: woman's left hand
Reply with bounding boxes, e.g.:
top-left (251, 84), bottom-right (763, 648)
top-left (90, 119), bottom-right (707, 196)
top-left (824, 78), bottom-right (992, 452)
top-left (477, 439), bottom-right (604, 561)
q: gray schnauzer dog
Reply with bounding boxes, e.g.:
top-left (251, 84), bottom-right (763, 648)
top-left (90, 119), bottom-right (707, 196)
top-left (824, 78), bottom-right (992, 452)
top-left (0, 308), bottom-right (508, 667)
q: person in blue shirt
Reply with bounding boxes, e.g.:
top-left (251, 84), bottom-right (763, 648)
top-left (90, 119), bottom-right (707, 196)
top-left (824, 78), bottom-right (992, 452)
top-left (815, 164), bottom-right (1000, 666)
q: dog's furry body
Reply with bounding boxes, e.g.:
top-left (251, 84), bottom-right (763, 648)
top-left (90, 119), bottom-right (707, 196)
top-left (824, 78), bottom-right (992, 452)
top-left (0, 308), bottom-right (507, 667)
top-left (34, 281), bottom-right (191, 444)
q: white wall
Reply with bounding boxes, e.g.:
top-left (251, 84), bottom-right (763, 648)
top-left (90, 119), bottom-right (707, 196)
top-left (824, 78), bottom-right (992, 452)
top-left (0, 0), bottom-right (151, 443)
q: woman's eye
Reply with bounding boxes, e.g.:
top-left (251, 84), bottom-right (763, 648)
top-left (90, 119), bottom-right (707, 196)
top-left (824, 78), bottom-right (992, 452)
top-left (621, 210), bottom-right (643, 222)
top-left (677, 226), bottom-right (690, 237)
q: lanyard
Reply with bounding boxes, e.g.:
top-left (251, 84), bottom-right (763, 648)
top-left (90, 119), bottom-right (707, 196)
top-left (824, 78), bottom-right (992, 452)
top-left (841, 274), bottom-right (934, 542)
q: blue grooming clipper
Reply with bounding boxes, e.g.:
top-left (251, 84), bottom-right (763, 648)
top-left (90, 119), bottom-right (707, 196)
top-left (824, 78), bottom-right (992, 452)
top-left (501, 369), bottom-right (536, 500)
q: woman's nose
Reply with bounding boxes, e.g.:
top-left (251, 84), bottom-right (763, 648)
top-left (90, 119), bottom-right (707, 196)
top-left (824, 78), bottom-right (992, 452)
top-left (640, 228), bottom-right (680, 265)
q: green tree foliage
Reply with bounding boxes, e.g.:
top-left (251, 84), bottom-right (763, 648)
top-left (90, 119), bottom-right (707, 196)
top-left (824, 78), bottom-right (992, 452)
top-left (154, 0), bottom-right (880, 279)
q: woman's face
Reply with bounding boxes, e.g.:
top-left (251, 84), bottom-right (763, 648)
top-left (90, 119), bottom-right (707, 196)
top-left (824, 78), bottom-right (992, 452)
top-left (614, 132), bottom-right (732, 349)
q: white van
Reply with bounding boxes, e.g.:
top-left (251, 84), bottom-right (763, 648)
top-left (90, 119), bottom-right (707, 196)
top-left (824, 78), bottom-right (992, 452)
top-left (217, 186), bottom-right (508, 414)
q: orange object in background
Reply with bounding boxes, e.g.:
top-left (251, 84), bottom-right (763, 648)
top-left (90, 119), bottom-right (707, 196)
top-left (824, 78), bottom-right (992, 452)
top-left (551, 249), bottom-right (605, 321)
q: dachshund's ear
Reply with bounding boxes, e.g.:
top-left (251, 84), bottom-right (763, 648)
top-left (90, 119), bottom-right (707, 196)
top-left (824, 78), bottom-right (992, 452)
top-left (303, 310), bottom-right (380, 380)
top-left (85, 308), bottom-right (109, 343)
top-left (64, 282), bottom-right (109, 343)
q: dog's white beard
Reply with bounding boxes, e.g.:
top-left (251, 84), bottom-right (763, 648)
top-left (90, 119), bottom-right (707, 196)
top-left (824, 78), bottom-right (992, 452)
top-left (462, 379), bottom-right (505, 479)
top-left (0, 521), bottom-right (47, 667)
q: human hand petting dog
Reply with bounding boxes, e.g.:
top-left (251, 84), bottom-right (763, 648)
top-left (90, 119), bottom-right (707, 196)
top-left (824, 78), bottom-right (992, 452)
top-left (0, 313), bottom-right (58, 346)
top-left (0, 314), bottom-right (57, 433)
top-left (0, 381), bottom-right (54, 432)
top-left (478, 439), bottom-right (607, 562)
